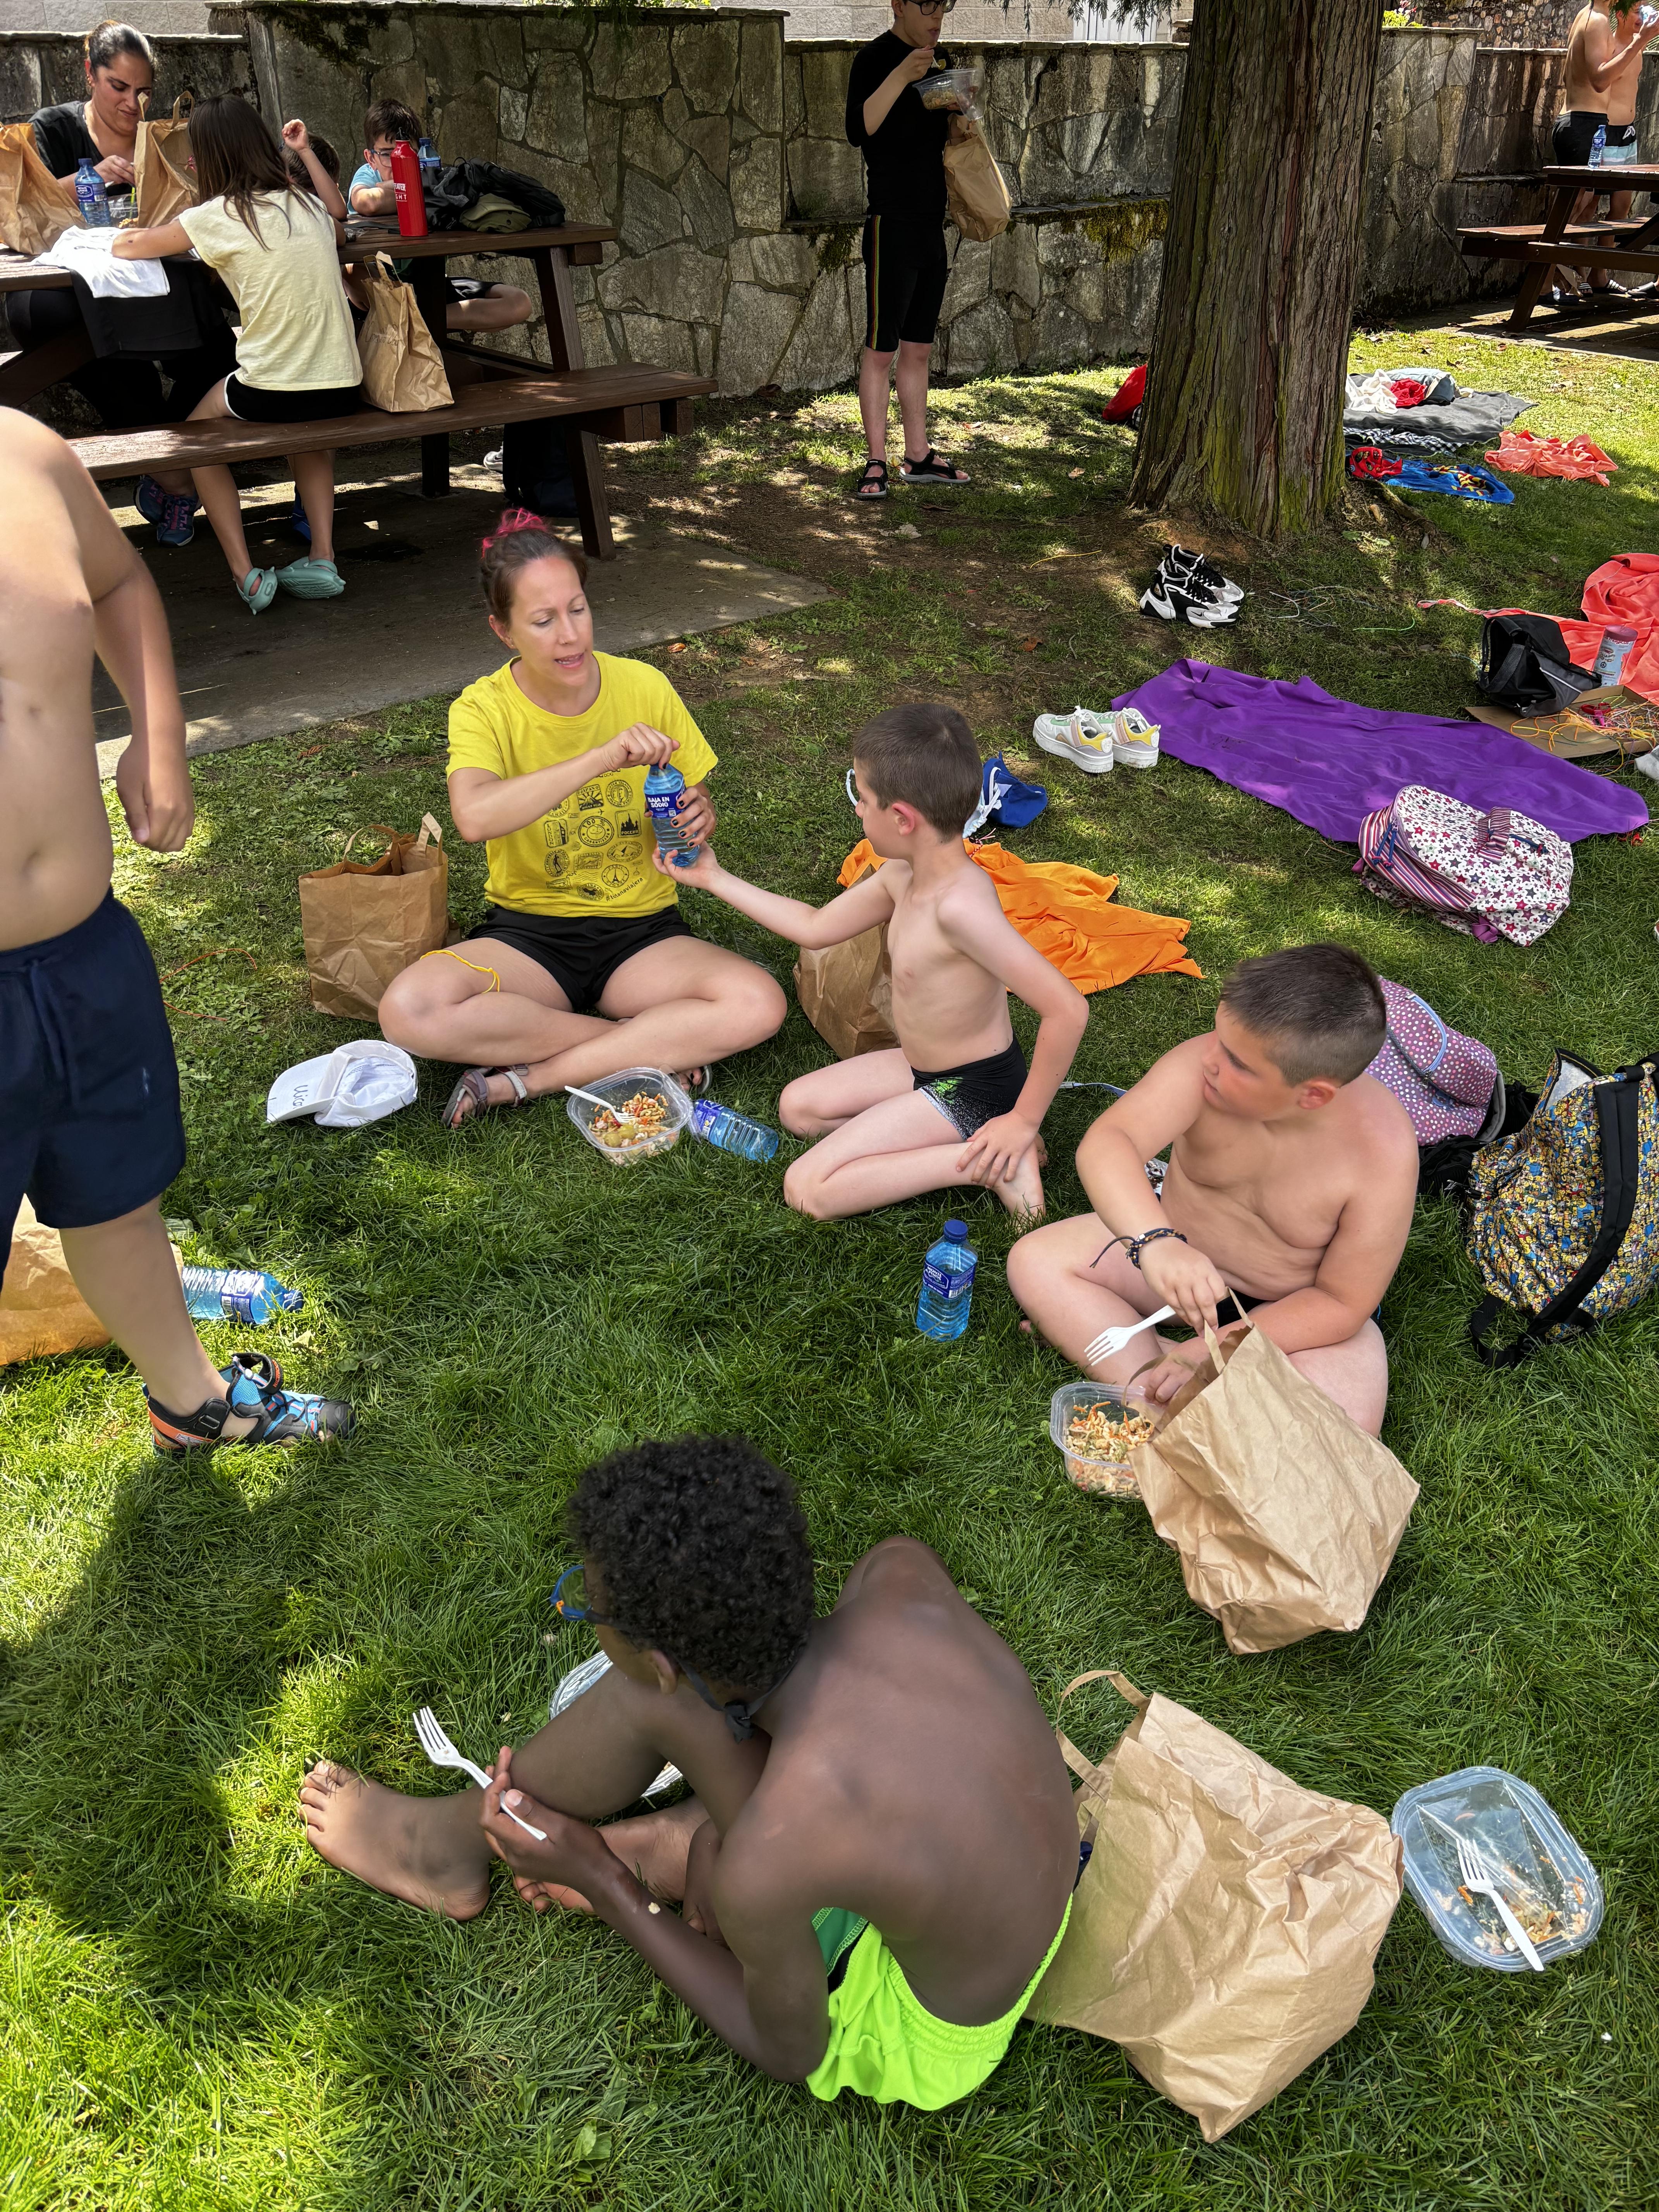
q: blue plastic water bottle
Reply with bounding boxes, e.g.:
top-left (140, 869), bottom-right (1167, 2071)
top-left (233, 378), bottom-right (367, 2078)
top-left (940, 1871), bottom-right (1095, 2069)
top-left (916, 1218), bottom-right (976, 1340)
top-left (75, 157), bottom-right (110, 227)
top-left (1590, 123), bottom-right (1607, 168)
top-left (644, 762), bottom-right (697, 867)
top-left (418, 136), bottom-right (441, 190)
top-left (181, 1265), bottom-right (303, 1326)
top-left (690, 1098), bottom-right (778, 1162)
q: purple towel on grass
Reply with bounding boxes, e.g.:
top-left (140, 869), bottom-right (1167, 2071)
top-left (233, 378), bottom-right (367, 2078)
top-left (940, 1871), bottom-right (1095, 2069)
top-left (1112, 659), bottom-right (1647, 843)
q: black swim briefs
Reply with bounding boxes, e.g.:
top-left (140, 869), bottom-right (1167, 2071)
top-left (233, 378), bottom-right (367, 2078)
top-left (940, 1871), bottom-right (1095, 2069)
top-left (0, 892), bottom-right (185, 1257)
top-left (1552, 112), bottom-right (1638, 166)
top-left (471, 903), bottom-right (693, 1015)
top-left (912, 1034), bottom-right (1028, 1139)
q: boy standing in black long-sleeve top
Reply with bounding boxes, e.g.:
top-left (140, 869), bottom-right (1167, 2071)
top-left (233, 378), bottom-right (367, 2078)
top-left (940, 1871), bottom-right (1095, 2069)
top-left (845, 0), bottom-right (975, 501)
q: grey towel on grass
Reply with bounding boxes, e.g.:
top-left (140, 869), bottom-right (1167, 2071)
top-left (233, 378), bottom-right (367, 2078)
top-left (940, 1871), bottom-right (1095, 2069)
top-left (1343, 389), bottom-right (1534, 444)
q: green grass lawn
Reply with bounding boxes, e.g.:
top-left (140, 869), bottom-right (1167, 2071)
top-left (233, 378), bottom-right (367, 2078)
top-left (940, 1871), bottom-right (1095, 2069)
top-left (3, 324), bottom-right (1659, 2210)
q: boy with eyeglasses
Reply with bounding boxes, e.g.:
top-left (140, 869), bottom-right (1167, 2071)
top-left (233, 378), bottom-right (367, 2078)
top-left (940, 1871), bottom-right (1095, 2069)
top-left (301, 1434), bottom-right (1078, 2110)
top-left (846, 0), bottom-right (976, 501)
top-left (348, 99), bottom-right (534, 338)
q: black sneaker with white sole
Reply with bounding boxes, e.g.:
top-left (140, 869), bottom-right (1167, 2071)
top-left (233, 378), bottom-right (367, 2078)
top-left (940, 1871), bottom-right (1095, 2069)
top-left (1139, 576), bottom-right (1238, 628)
top-left (1165, 544), bottom-right (1243, 606)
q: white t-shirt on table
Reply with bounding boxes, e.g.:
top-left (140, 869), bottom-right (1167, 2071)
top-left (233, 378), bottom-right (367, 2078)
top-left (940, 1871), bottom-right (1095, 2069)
top-left (177, 189), bottom-right (359, 392)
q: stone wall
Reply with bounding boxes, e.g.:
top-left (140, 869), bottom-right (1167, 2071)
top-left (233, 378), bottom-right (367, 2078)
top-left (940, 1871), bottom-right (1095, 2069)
top-left (0, 25), bottom-right (255, 119)
top-left (7, 7), bottom-right (1642, 401)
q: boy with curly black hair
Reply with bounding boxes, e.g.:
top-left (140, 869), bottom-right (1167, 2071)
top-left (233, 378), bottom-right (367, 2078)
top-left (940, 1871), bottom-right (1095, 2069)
top-left (303, 1434), bottom-right (1076, 2110)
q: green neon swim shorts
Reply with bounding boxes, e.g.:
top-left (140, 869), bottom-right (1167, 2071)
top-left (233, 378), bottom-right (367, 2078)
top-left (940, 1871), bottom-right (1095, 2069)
top-left (804, 1898), bottom-right (1072, 2111)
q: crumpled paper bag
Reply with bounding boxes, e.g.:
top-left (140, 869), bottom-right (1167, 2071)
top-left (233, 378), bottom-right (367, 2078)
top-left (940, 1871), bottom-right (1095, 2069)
top-left (0, 1197), bottom-right (109, 1364)
top-left (299, 816), bottom-right (449, 1018)
top-left (793, 853), bottom-right (897, 1057)
top-left (1130, 1323), bottom-right (1419, 1654)
top-left (1027, 1670), bottom-right (1402, 2142)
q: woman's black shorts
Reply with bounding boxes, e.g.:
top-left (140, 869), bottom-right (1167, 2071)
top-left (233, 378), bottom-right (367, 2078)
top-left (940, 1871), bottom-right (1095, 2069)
top-left (471, 904), bottom-right (693, 1015)
top-left (862, 216), bottom-right (950, 354)
top-left (223, 376), bottom-right (363, 424)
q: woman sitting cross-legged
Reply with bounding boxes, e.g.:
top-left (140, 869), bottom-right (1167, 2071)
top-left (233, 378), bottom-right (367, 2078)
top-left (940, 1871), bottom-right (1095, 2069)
top-left (379, 512), bottom-right (787, 1126)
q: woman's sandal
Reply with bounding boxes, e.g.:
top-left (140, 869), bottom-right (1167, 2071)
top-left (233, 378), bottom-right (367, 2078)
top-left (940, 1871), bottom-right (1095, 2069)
top-left (237, 567), bottom-right (278, 614)
top-left (853, 458), bottom-right (889, 501)
top-left (441, 1064), bottom-right (531, 1129)
top-left (900, 448), bottom-right (970, 487)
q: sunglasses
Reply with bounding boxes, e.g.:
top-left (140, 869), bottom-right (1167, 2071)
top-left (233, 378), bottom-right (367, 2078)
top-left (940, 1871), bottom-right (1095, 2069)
top-left (910, 0), bottom-right (957, 13)
top-left (550, 1563), bottom-right (613, 1628)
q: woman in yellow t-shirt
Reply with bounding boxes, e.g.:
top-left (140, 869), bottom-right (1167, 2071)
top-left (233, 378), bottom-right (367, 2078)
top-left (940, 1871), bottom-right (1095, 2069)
top-left (378, 514), bottom-right (787, 1126)
top-left (113, 95), bottom-right (359, 613)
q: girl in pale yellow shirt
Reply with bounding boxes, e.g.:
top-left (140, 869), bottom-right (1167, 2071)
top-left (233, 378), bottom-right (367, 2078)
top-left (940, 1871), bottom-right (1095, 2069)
top-left (115, 93), bottom-right (359, 613)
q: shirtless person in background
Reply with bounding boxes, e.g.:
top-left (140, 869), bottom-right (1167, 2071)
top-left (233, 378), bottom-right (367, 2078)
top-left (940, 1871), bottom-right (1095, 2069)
top-left (1008, 944), bottom-right (1417, 1435)
top-left (663, 702), bottom-right (1087, 1220)
top-left (0, 409), bottom-right (350, 1451)
top-left (302, 1436), bottom-right (1077, 2111)
top-left (1554, 1), bottom-right (1659, 297)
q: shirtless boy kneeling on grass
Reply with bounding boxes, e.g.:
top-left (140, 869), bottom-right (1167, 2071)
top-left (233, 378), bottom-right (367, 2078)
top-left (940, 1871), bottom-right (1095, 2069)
top-left (302, 1436), bottom-right (1077, 2109)
top-left (1008, 944), bottom-right (1417, 1435)
top-left (0, 409), bottom-right (351, 1452)
top-left (663, 704), bottom-right (1088, 1220)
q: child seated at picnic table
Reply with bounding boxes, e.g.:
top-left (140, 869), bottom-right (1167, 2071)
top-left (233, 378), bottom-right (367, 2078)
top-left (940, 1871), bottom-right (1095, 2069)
top-left (662, 705), bottom-right (1089, 1220)
top-left (113, 96), bottom-right (358, 613)
top-left (1008, 944), bottom-right (1418, 1435)
top-left (376, 513), bottom-right (786, 1122)
top-left (301, 1435), bottom-right (1077, 2110)
top-left (347, 98), bottom-right (534, 338)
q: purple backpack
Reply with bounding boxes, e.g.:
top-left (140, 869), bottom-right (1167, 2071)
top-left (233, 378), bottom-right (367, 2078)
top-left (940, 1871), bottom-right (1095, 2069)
top-left (1366, 979), bottom-right (1501, 1145)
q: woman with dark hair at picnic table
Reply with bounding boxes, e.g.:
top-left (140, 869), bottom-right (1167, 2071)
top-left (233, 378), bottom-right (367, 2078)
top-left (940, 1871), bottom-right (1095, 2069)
top-left (17, 21), bottom-right (235, 546)
top-left (376, 513), bottom-right (788, 1127)
top-left (113, 93), bottom-right (360, 612)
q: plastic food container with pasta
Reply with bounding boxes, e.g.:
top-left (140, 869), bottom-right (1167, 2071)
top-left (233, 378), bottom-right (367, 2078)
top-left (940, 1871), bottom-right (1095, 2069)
top-left (565, 1068), bottom-right (692, 1163)
top-left (1048, 1380), bottom-right (1154, 1499)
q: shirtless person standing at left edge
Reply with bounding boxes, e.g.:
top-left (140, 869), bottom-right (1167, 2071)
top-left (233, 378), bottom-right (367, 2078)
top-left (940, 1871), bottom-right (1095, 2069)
top-left (1009, 943), bottom-right (1417, 1435)
top-left (0, 410), bottom-right (351, 1451)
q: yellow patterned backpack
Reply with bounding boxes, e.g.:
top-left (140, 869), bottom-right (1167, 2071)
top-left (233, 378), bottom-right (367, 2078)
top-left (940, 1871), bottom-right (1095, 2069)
top-left (1467, 1051), bottom-right (1659, 1365)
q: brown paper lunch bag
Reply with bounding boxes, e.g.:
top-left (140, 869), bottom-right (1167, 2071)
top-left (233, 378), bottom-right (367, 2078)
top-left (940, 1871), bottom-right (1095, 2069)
top-left (357, 255), bottom-right (453, 413)
top-left (134, 94), bottom-right (197, 230)
top-left (1128, 1323), bottom-right (1420, 1655)
top-left (793, 852), bottom-right (898, 1057)
top-left (0, 120), bottom-right (81, 255)
top-left (943, 120), bottom-right (1012, 243)
top-left (299, 816), bottom-right (450, 1018)
top-left (1026, 1671), bottom-right (1403, 2143)
top-left (0, 1198), bottom-right (109, 1365)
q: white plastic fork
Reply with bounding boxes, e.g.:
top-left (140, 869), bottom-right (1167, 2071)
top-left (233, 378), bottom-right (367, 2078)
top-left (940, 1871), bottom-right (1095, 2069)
top-left (1082, 1305), bottom-right (1174, 1369)
top-left (413, 1706), bottom-right (548, 1842)
top-left (1425, 1810), bottom-right (1545, 1970)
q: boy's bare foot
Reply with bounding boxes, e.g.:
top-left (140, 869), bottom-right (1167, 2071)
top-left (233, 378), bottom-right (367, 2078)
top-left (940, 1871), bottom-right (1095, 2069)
top-left (511, 1793), bottom-right (710, 1917)
top-left (995, 1152), bottom-right (1045, 1222)
top-left (299, 1761), bottom-right (491, 1920)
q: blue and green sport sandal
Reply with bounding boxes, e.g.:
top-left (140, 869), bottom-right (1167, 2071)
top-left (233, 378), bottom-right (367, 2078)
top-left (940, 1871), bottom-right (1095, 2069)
top-left (147, 1351), bottom-right (355, 1455)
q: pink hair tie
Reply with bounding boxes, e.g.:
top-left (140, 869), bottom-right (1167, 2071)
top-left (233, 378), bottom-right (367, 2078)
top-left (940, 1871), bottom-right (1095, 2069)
top-left (480, 508), bottom-right (548, 553)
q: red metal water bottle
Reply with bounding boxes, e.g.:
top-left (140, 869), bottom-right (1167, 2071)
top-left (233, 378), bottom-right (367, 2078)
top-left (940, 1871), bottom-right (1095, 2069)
top-left (390, 139), bottom-right (428, 238)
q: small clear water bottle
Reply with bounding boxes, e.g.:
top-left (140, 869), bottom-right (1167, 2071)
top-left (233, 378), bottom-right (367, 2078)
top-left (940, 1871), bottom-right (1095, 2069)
top-left (75, 157), bottom-right (110, 227)
top-left (1594, 623), bottom-right (1638, 684)
top-left (916, 1218), bottom-right (976, 1341)
top-left (690, 1098), bottom-right (778, 1162)
top-left (181, 1266), bottom-right (303, 1327)
top-left (644, 762), bottom-right (698, 868)
top-left (1590, 123), bottom-right (1607, 167)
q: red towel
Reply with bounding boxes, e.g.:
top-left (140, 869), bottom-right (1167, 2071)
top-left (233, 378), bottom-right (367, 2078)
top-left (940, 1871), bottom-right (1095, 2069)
top-left (1558, 553), bottom-right (1659, 701)
top-left (1484, 428), bottom-right (1616, 486)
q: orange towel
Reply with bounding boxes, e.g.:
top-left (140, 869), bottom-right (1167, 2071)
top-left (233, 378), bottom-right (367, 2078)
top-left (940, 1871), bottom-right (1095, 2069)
top-left (1484, 428), bottom-right (1616, 486)
top-left (837, 839), bottom-right (1201, 992)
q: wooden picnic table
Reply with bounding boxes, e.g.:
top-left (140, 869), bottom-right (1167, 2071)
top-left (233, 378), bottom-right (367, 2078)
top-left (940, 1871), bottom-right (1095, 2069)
top-left (0, 221), bottom-right (685, 559)
top-left (1460, 164), bottom-right (1659, 332)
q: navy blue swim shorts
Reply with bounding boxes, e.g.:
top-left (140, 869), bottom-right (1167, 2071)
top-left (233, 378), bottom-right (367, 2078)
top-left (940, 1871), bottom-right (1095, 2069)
top-left (0, 892), bottom-right (185, 1260)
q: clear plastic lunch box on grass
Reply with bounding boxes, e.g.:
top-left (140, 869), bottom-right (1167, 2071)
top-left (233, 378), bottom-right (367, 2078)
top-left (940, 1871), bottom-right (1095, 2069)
top-left (1048, 1380), bottom-right (1150, 1499)
top-left (565, 1067), bottom-right (692, 1163)
top-left (1391, 1765), bottom-right (1603, 1972)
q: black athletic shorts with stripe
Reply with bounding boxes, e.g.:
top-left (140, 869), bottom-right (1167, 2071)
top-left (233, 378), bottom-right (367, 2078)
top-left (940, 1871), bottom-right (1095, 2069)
top-left (862, 215), bottom-right (949, 354)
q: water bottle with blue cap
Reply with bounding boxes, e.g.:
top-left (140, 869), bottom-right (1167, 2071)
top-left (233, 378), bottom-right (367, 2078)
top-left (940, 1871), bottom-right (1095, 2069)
top-left (916, 1218), bottom-right (976, 1340)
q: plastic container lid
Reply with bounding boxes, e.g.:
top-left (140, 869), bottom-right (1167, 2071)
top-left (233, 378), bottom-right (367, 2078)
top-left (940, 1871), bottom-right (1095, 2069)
top-left (1391, 1765), bottom-right (1603, 1972)
top-left (943, 1217), bottom-right (969, 1239)
top-left (1602, 624), bottom-right (1638, 641)
top-left (1048, 1380), bottom-right (1153, 1500)
top-left (565, 1067), bottom-right (692, 1163)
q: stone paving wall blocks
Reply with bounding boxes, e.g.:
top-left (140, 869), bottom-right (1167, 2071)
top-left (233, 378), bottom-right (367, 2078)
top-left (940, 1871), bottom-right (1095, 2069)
top-left (717, 281), bottom-right (800, 394)
top-left (675, 18), bottom-right (740, 115)
top-left (617, 171), bottom-right (690, 256)
top-left (623, 106), bottom-right (688, 188)
top-left (731, 132), bottom-right (785, 230)
top-left (742, 19), bottom-right (785, 135)
top-left (588, 22), bottom-right (674, 106)
top-left (729, 230), bottom-right (819, 289)
top-left (498, 81), bottom-right (528, 147)
top-left (620, 310), bottom-right (702, 376)
top-left (776, 264), bottom-right (855, 388)
top-left (526, 54), bottom-right (588, 165)
top-left (680, 113), bottom-right (732, 184)
top-left (681, 153), bottom-right (738, 252)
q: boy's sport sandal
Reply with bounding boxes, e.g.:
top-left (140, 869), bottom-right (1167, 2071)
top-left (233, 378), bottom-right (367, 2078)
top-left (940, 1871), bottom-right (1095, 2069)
top-left (146, 1352), bottom-right (355, 1455)
top-left (853, 458), bottom-right (889, 501)
top-left (441, 1064), bottom-right (531, 1129)
top-left (899, 448), bottom-right (970, 486)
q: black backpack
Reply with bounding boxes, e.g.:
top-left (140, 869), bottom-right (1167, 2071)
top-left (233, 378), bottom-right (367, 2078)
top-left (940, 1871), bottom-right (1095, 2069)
top-left (1477, 613), bottom-right (1596, 716)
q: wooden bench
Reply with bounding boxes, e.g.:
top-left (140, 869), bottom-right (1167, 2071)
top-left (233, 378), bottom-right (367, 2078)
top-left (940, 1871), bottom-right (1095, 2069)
top-left (1459, 165), bottom-right (1659, 330)
top-left (67, 362), bottom-right (711, 562)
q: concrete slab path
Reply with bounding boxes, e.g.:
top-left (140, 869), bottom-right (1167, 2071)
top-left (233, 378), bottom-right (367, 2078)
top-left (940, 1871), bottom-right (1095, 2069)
top-left (93, 447), bottom-right (830, 776)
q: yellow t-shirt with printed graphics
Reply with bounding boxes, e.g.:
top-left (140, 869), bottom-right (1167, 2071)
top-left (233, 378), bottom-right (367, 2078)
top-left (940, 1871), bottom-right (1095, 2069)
top-left (447, 655), bottom-right (718, 920)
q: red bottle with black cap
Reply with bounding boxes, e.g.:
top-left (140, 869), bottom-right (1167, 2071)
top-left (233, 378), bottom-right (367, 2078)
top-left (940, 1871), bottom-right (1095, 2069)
top-left (390, 140), bottom-right (428, 238)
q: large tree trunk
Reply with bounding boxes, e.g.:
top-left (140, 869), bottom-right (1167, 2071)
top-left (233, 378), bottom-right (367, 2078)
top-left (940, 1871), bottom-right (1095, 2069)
top-left (1129, 0), bottom-right (1384, 539)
